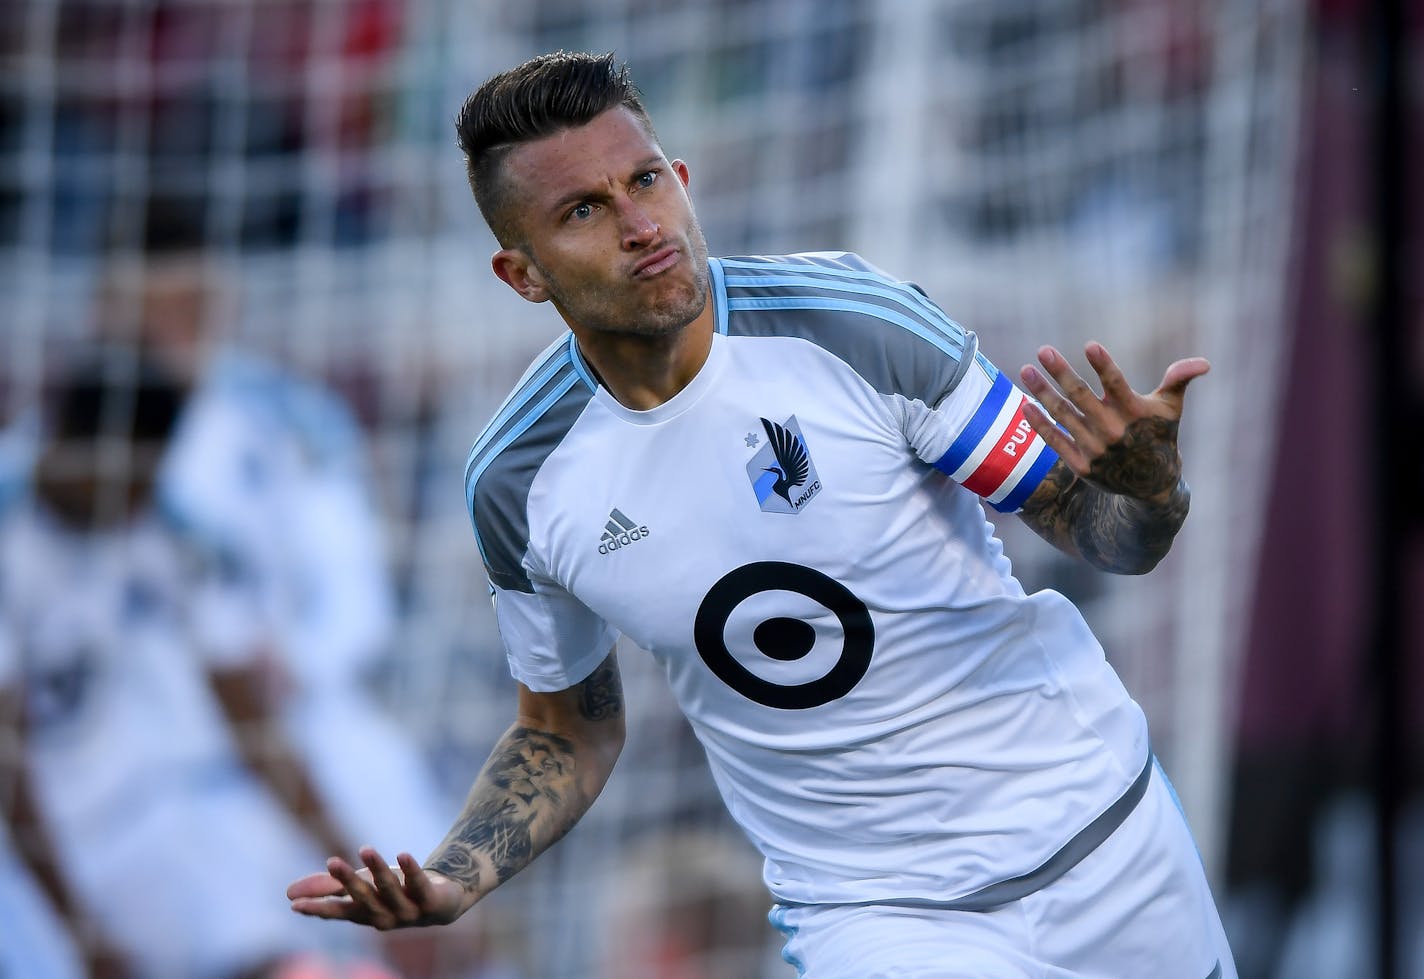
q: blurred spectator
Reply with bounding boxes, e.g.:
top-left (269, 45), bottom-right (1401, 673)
top-left (38, 0), bottom-right (407, 256)
top-left (0, 348), bottom-right (375, 978)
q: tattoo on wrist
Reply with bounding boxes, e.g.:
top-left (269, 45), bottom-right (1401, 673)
top-left (1086, 416), bottom-right (1182, 500)
top-left (1020, 459), bottom-right (1191, 575)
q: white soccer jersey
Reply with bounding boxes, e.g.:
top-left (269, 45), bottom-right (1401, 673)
top-left (0, 503), bottom-right (266, 835)
top-left (465, 252), bottom-right (1151, 908)
top-left (158, 353), bottom-right (451, 855)
top-left (159, 350), bottom-right (394, 685)
top-left (0, 496), bottom-right (339, 977)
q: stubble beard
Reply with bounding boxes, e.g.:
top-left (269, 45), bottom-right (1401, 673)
top-left (539, 224), bottom-right (711, 339)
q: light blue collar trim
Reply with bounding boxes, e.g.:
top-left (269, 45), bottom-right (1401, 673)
top-left (709, 256), bottom-right (729, 335)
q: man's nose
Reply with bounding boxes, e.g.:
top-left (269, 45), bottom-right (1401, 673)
top-left (617, 200), bottom-right (659, 249)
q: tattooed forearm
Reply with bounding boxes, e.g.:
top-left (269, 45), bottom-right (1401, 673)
top-left (425, 726), bottom-right (579, 891)
top-left (422, 655), bottom-right (625, 900)
top-left (1020, 417), bottom-right (1191, 574)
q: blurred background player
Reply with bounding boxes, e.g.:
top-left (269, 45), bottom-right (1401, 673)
top-left (597, 828), bottom-right (776, 979)
top-left (83, 199), bottom-right (473, 977)
top-left (0, 346), bottom-right (383, 978)
top-left (0, 627), bottom-right (97, 979)
top-left (104, 196), bottom-right (456, 869)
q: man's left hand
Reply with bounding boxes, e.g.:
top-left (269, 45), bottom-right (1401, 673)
top-left (1019, 342), bottom-right (1209, 504)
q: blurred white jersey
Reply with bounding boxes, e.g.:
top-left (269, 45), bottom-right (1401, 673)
top-left (0, 498), bottom-right (331, 978)
top-left (466, 253), bottom-right (1151, 908)
top-left (158, 351), bottom-right (452, 856)
top-left (0, 503), bottom-right (262, 836)
top-left (160, 350), bottom-right (394, 686)
top-left (0, 564), bottom-right (85, 979)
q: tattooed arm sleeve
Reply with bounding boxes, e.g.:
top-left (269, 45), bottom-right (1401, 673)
top-left (1016, 416), bottom-right (1191, 575)
top-left (421, 649), bottom-right (625, 905)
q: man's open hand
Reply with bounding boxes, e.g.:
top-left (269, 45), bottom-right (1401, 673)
top-left (1020, 342), bottom-right (1209, 503)
top-left (287, 847), bottom-right (467, 930)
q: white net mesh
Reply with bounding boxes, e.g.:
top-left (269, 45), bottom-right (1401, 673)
top-left (0, 2), bottom-right (1306, 976)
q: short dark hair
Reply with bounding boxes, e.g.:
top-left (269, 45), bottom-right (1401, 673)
top-left (454, 51), bottom-right (656, 246)
top-left (50, 348), bottom-right (185, 447)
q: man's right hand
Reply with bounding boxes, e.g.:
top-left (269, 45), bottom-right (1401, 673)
top-left (287, 847), bottom-right (467, 930)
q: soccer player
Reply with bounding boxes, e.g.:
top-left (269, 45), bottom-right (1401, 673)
top-left (289, 52), bottom-right (1237, 978)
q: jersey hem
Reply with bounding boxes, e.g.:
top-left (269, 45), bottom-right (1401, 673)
top-left (769, 749), bottom-right (1154, 912)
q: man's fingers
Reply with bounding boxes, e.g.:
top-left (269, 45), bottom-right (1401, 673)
top-left (1083, 342), bottom-right (1136, 407)
top-left (360, 847), bottom-right (421, 921)
top-left (396, 851), bottom-right (438, 908)
top-left (1034, 346), bottom-right (1113, 428)
top-left (1022, 401), bottom-right (1087, 475)
top-left (1020, 364), bottom-right (1101, 457)
top-left (1155, 357), bottom-right (1211, 411)
top-left (290, 894), bottom-right (365, 921)
top-left (326, 856), bottom-right (381, 906)
top-left (286, 871), bottom-right (348, 901)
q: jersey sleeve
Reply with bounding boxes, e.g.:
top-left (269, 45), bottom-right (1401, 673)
top-left (184, 545), bottom-right (270, 670)
top-left (491, 577), bottom-right (618, 693)
top-left (465, 361), bottom-right (618, 693)
top-left (899, 351), bottom-right (1060, 513)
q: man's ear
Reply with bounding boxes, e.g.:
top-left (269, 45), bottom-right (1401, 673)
top-left (491, 248), bottom-right (550, 303)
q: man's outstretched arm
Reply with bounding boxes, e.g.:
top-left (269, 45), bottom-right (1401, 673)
top-left (287, 648), bottom-right (625, 930)
top-left (1015, 342), bottom-right (1208, 575)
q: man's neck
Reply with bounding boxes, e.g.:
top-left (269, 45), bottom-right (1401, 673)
top-left (573, 305), bottom-right (716, 411)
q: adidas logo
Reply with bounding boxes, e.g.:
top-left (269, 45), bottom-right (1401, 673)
top-left (597, 508), bottom-right (651, 555)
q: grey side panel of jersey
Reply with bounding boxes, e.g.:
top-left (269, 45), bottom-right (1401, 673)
top-left (721, 261), bottom-right (979, 406)
top-left (468, 373), bottom-right (593, 595)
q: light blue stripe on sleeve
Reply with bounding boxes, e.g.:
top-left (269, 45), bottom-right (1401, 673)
top-left (728, 297), bottom-right (963, 360)
top-left (719, 257), bottom-right (966, 345)
top-left (463, 336), bottom-right (574, 488)
top-left (722, 273), bottom-right (967, 350)
top-left (465, 373), bottom-right (581, 562)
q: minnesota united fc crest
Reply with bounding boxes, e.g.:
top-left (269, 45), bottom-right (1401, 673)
top-left (746, 416), bottom-right (822, 514)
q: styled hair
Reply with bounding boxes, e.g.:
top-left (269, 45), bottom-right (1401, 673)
top-left (454, 51), bottom-right (655, 246)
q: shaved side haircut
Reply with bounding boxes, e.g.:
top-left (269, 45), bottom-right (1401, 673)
top-left (455, 51), bottom-right (657, 246)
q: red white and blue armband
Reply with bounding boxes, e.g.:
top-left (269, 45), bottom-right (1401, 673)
top-left (934, 368), bottom-right (1059, 513)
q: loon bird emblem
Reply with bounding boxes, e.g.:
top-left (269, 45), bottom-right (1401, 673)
top-left (761, 417), bottom-right (809, 505)
top-left (746, 415), bottom-right (822, 514)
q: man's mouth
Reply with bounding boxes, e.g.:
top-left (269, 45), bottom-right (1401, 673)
top-left (632, 246), bottom-right (679, 278)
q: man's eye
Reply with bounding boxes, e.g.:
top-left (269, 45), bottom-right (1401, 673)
top-left (636, 171), bottom-right (656, 188)
top-left (570, 203), bottom-right (593, 221)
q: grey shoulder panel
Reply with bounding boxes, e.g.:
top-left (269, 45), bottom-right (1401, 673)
top-left (464, 336), bottom-right (594, 594)
top-left (716, 252), bottom-right (978, 406)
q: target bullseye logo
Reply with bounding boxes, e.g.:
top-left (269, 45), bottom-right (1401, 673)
top-left (693, 561), bottom-right (874, 709)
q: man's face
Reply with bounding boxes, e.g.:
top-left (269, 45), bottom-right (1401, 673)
top-left (494, 106), bottom-right (710, 338)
